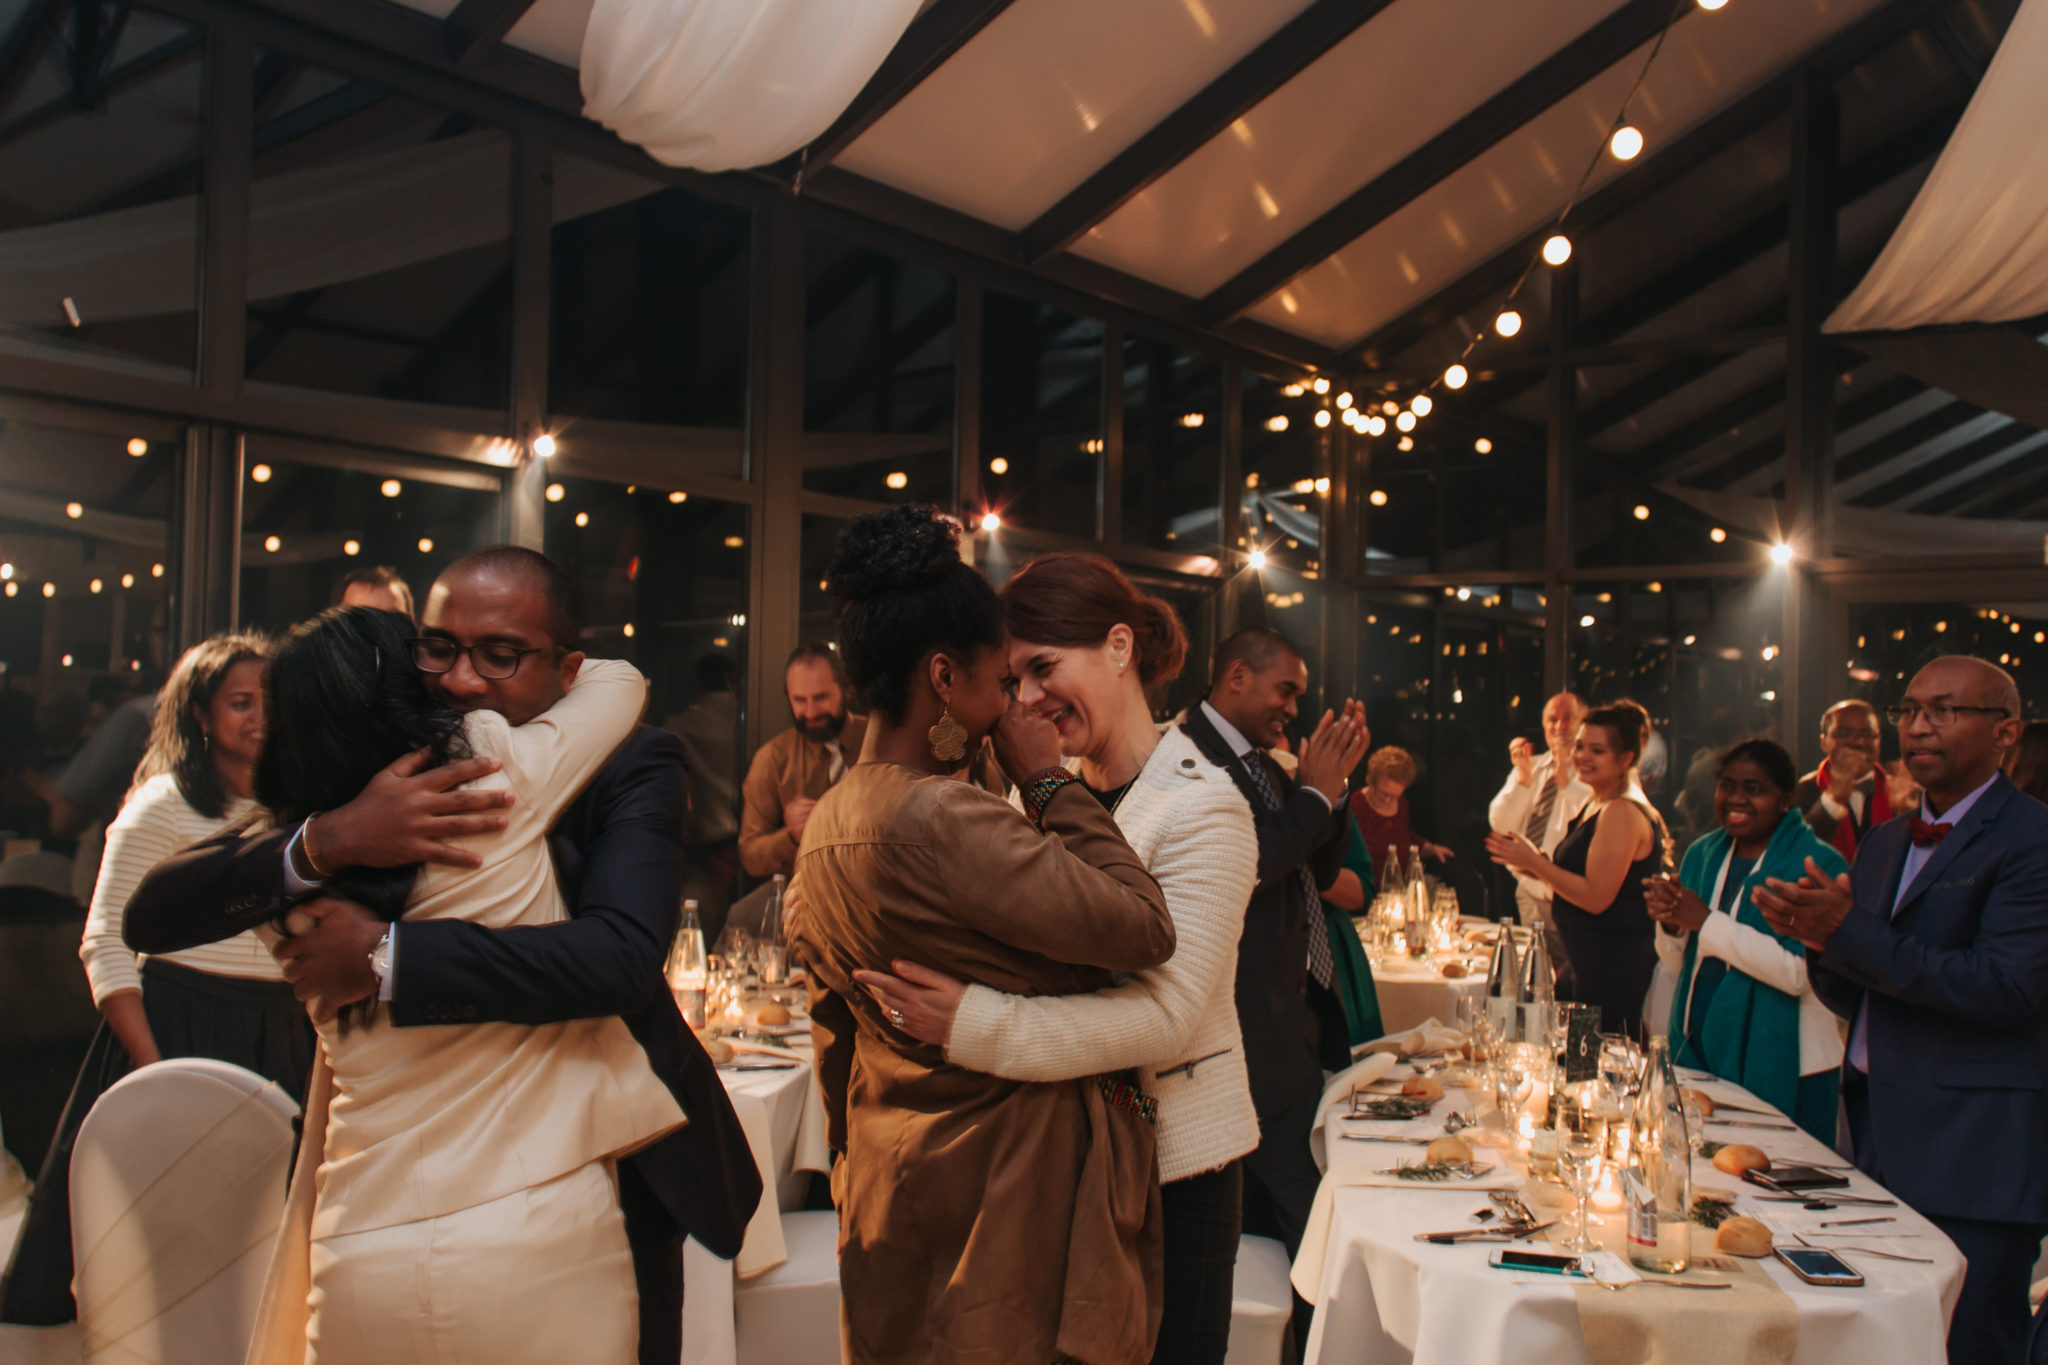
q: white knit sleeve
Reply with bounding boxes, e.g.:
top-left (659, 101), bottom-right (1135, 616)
top-left (78, 778), bottom-right (182, 1005)
top-left (946, 783), bottom-right (1257, 1082)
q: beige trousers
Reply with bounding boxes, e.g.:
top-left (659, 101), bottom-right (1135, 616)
top-left (305, 1160), bottom-right (638, 1365)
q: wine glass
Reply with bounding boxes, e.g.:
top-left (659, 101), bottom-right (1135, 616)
top-left (1599, 1036), bottom-right (1641, 1102)
top-left (1680, 1092), bottom-right (1706, 1161)
top-left (1557, 1098), bottom-right (1606, 1253)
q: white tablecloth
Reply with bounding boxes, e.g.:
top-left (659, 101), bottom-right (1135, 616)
top-left (683, 1037), bottom-right (832, 1365)
top-left (1364, 952), bottom-right (1488, 1037)
top-left (1295, 1069), bottom-right (1964, 1365)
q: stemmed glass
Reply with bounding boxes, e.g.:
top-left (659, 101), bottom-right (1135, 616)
top-left (1600, 1036), bottom-right (1641, 1102)
top-left (1557, 1096), bottom-right (1606, 1252)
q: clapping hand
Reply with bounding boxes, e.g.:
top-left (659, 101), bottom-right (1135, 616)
top-left (1485, 829), bottom-right (1545, 875)
top-left (1752, 856), bottom-right (1854, 952)
top-left (1299, 699), bottom-right (1369, 805)
top-left (1644, 873), bottom-right (1709, 935)
top-left (1509, 736), bottom-right (1537, 785)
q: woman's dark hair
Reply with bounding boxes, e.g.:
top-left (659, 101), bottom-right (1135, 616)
top-left (133, 631), bottom-right (271, 819)
top-left (255, 606), bottom-right (468, 922)
top-left (2006, 721), bottom-right (2048, 803)
top-left (998, 552), bottom-right (1188, 689)
top-left (826, 505), bottom-right (1003, 722)
top-left (1584, 699), bottom-right (1674, 871)
top-left (1718, 738), bottom-right (1799, 795)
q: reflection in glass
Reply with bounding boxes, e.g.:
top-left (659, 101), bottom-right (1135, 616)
top-left (1121, 337), bottom-right (1220, 553)
top-left (981, 293), bottom-right (1102, 539)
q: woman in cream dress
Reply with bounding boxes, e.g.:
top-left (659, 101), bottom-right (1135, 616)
top-left (240, 607), bottom-right (683, 1365)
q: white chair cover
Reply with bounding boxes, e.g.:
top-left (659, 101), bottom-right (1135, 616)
top-left (69, 1059), bottom-right (299, 1365)
top-left (579, 0), bottom-right (926, 172)
top-left (733, 1209), bottom-right (841, 1365)
top-left (1224, 1235), bottom-right (1293, 1365)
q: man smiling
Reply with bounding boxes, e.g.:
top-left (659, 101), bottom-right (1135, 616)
top-left (1757, 655), bottom-right (2048, 1364)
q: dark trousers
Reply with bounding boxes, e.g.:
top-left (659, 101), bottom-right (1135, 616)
top-left (620, 1158), bottom-right (685, 1365)
top-left (1150, 1160), bottom-right (1242, 1365)
top-left (1844, 1068), bottom-right (2044, 1364)
top-left (1243, 1091), bottom-right (1324, 1364)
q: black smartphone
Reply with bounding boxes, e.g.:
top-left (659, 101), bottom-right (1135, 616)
top-left (1488, 1248), bottom-right (1586, 1276)
top-left (1744, 1165), bottom-right (1849, 1192)
top-left (1774, 1246), bottom-right (1865, 1287)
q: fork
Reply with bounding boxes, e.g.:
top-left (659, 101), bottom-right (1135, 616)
top-left (1790, 1233), bottom-right (1933, 1264)
top-left (1584, 1276), bottom-right (1732, 1291)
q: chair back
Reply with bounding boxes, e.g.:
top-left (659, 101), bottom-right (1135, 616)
top-left (70, 1059), bottom-right (299, 1365)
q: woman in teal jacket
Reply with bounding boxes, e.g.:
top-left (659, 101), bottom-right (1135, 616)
top-left (1646, 739), bottom-right (1849, 1141)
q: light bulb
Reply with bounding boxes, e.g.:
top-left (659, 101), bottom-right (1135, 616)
top-left (1580, 614), bottom-right (1596, 627)
top-left (120, 573), bottom-right (133, 587)
top-left (1369, 490), bottom-right (1388, 507)
top-left (151, 563), bottom-right (163, 577)
top-left (545, 483), bottom-right (565, 502)
top-left (65, 502), bottom-right (82, 519)
top-left (1178, 412), bottom-right (1205, 428)
top-left (343, 540), bottom-right (361, 556)
top-left (89, 579), bottom-right (102, 594)
top-left (575, 511), bottom-right (589, 527)
top-left (1710, 527), bottom-right (1727, 543)
top-left (1264, 416), bottom-right (1288, 433)
top-left (669, 491), bottom-right (687, 504)
top-left (1770, 542), bottom-right (1794, 566)
top-left (886, 471), bottom-right (909, 490)
top-left (1366, 415), bottom-right (1387, 436)
top-left (1443, 364), bottom-right (1468, 390)
top-left (1381, 401), bottom-right (1399, 416)
top-left (532, 433), bottom-right (557, 458)
top-left (1474, 437), bottom-right (1493, 454)
top-left (1314, 410), bottom-right (1332, 428)
top-left (1336, 392), bottom-right (1353, 410)
top-left (1610, 125), bottom-right (1644, 161)
top-left (1396, 411), bottom-right (1417, 432)
top-left (418, 537), bottom-right (435, 553)
top-left (980, 511), bottom-right (1001, 532)
top-left (1542, 234), bottom-right (1573, 266)
top-left (1410, 394), bottom-right (1432, 417)
top-left (381, 479), bottom-right (403, 498)
top-left (263, 535), bottom-right (280, 552)
top-left (250, 463), bottom-right (272, 483)
top-left (42, 582), bottom-right (54, 597)
top-left (1633, 504), bottom-right (1650, 520)
top-left (1398, 436), bottom-right (1414, 451)
top-left (1312, 378), bottom-right (1330, 395)
top-left (989, 457), bottom-right (1009, 474)
top-left (126, 437), bottom-right (148, 457)
top-left (1495, 310), bottom-right (1522, 338)
top-left (1248, 549), bottom-right (1268, 569)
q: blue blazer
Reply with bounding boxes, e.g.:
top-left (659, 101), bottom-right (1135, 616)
top-left (1810, 772), bottom-right (2048, 1224)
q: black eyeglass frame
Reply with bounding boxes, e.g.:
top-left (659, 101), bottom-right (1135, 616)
top-left (407, 636), bottom-right (563, 681)
top-left (1881, 702), bottom-right (2012, 728)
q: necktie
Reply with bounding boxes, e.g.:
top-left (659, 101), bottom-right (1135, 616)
top-left (1240, 752), bottom-right (1335, 990)
top-left (1908, 817), bottom-right (1951, 848)
top-left (825, 741), bottom-right (845, 785)
top-left (1524, 760), bottom-right (1560, 844)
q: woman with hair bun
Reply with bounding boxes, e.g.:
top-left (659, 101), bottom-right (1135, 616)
top-left (857, 551), bottom-right (1259, 1365)
top-left (789, 512), bottom-right (1178, 1365)
top-left (1487, 699), bottom-right (1671, 1037)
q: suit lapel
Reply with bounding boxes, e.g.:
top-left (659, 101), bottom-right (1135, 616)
top-left (1893, 775), bottom-right (2012, 919)
top-left (1182, 709), bottom-right (1262, 811)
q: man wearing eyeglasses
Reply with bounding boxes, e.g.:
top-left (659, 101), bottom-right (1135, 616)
top-left (1755, 655), bottom-right (2048, 1365)
top-left (118, 547), bottom-right (759, 1365)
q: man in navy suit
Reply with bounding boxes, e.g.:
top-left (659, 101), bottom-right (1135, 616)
top-left (1756, 655), bottom-right (2048, 1364)
top-left (121, 548), bottom-right (759, 1365)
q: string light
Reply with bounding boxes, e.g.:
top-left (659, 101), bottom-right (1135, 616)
top-left (545, 483), bottom-right (565, 502)
top-left (1179, 412), bottom-right (1205, 428)
top-left (119, 573), bottom-right (133, 587)
top-left (1336, 392), bottom-right (1353, 410)
top-left (1495, 310), bottom-right (1523, 338)
top-left (1542, 235), bottom-right (1573, 266)
top-left (1365, 415), bottom-right (1387, 436)
top-left (623, 623), bottom-right (635, 638)
top-left (1698, 0), bottom-right (1727, 9)
top-left (1398, 435), bottom-right (1414, 451)
top-left (723, 535), bottom-right (743, 548)
top-left (990, 457), bottom-right (1010, 474)
top-left (251, 463), bottom-right (272, 483)
top-left (126, 438), bottom-right (148, 457)
top-left (0, 564), bottom-right (9, 579)
top-left (263, 535), bottom-right (281, 552)
top-left (1633, 504), bottom-right (1650, 520)
top-left (669, 491), bottom-right (687, 504)
top-left (151, 563), bottom-right (163, 577)
top-left (575, 511), bottom-right (590, 527)
top-left (382, 479), bottom-right (403, 498)
top-left (1247, 549), bottom-right (1268, 569)
top-left (89, 579), bottom-right (102, 594)
top-left (1381, 401), bottom-right (1399, 416)
top-left (3, 583), bottom-right (13, 597)
top-left (980, 511), bottom-right (1001, 531)
top-left (885, 471), bottom-right (909, 490)
top-left (532, 433), bottom-right (557, 458)
top-left (1474, 437), bottom-right (1493, 454)
top-left (1770, 542), bottom-right (1795, 566)
top-left (1610, 125), bottom-right (1644, 160)
top-left (1443, 365), bottom-right (1468, 390)
top-left (1410, 394), bottom-right (1433, 418)
top-left (1396, 411), bottom-right (1417, 432)
top-left (65, 502), bottom-right (82, 518)
top-left (1369, 490), bottom-right (1388, 507)
top-left (418, 537), bottom-right (435, 553)
top-left (1314, 410), bottom-right (1332, 428)
top-left (1709, 527), bottom-right (1727, 543)
top-left (1312, 378), bottom-right (1330, 395)
top-left (42, 582), bottom-right (54, 597)
top-left (343, 540), bottom-right (361, 556)
top-left (1265, 416), bottom-right (1288, 432)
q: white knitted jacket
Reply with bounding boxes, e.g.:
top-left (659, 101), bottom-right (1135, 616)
top-left (946, 724), bottom-right (1261, 1182)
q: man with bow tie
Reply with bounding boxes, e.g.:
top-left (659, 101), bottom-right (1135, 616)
top-left (1756, 655), bottom-right (2048, 1364)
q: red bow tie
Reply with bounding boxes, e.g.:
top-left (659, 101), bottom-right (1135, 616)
top-left (1909, 818), bottom-right (1952, 848)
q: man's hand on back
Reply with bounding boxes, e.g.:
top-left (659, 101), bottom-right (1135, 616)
top-left (784, 796), bottom-right (818, 846)
top-left (274, 897), bottom-right (386, 1022)
top-left (304, 749), bottom-right (513, 873)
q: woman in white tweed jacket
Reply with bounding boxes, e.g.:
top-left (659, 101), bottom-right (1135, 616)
top-left (855, 553), bottom-right (1258, 1365)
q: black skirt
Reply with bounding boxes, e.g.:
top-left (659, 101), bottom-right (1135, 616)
top-left (0, 958), bottom-right (314, 1324)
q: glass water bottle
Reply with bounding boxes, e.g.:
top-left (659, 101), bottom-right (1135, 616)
top-left (1624, 1035), bottom-right (1693, 1274)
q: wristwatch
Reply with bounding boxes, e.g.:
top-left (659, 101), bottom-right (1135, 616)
top-left (368, 928), bottom-right (392, 989)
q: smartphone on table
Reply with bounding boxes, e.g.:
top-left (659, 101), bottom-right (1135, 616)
top-left (1774, 1246), bottom-right (1864, 1287)
top-left (1488, 1248), bottom-right (1585, 1276)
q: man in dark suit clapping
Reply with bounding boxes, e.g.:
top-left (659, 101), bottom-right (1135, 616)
top-left (1756, 655), bottom-right (2048, 1364)
top-left (119, 548), bottom-right (759, 1365)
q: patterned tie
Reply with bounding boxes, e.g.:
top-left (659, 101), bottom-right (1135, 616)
top-left (1908, 817), bottom-right (1951, 848)
top-left (1524, 758), bottom-right (1560, 844)
top-left (1240, 751), bottom-right (1335, 990)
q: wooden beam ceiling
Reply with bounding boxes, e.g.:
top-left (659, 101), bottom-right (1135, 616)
top-left (803, 0), bottom-right (1018, 170)
top-left (443, 0), bottom-right (540, 67)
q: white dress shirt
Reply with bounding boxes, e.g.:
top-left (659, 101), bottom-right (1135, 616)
top-left (1487, 752), bottom-right (1591, 900)
top-left (1198, 701), bottom-right (1332, 811)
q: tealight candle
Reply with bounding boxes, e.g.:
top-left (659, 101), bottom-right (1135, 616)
top-left (1592, 1170), bottom-right (1623, 1212)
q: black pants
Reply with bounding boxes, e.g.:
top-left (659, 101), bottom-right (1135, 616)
top-left (1930, 1214), bottom-right (2048, 1365)
top-left (1150, 1161), bottom-right (1242, 1365)
top-left (619, 1158), bottom-right (685, 1365)
top-left (0, 960), bottom-right (313, 1325)
top-left (1243, 1091), bottom-right (1325, 1363)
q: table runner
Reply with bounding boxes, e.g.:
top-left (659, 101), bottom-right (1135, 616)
top-left (1553, 1219), bottom-right (1796, 1365)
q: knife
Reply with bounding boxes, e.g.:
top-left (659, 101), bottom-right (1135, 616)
top-left (1415, 1220), bottom-right (1558, 1244)
top-left (1705, 1118), bottom-right (1795, 1130)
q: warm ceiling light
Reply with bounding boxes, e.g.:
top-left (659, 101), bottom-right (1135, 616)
top-left (0, 563), bottom-right (9, 579)
top-left (1369, 489), bottom-right (1388, 507)
top-left (119, 573), bottom-right (134, 587)
top-left (1684, 634), bottom-right (1697, 645)
top-left (1398, 435), bottom-right (1414, 451)
top-left (1770, 542), bottom-right (1795, 566)
top-left (61, 654), bottom-right (72, 667)
top-left (1609, 125), bottom-right (1644, 160)
top-left (1314, 477), bottom-right (1330, 494)
top-left (989, 457), bottom-right (1009, 474)
top-left (1633, 504), bottom-right (1650, 520)
top-left (575, 511), bottom-right (590, 527)
top-left (1697, 0), bottom-right (1727, 9)
top-left (1381, 401), bottom-right (1399, 416)
top-left (151, 563), bottom-right (164, 577)
top-left (1314, 410), bottom-right (1332, 428)
top-left (1495, 310), bottom-right (1523, 338)
top-left (343, 539), bottom-right (361, 556)
top-left (381, 479), bottom-right (403, 498)
top-left (126, 438), bottom-right (148, 457)
top-left (1396, 411), bottom-right (1417, 432)
top-left (623, 623), bottom-right (635, 638)
top-left (1579, 614), bottom-right (1596, 627)
top-left (1365, 415), bottom-right (1387, 436)
top-left (418, 537), bottom-right (435, 553)
top-left (1247, 549), bottom-right (1268, 569)
top-left (65, 502), bottom-right (82, 519)
top-left (885, 471), bottom-right (909, 490)
top-left (1709, 527), bottom-right (1727, 543)
top-left (669, 491), bottom-right (687, 504)
top-left (251, 463), bottom-right (272, 483)
top-left (3, 582), bottom-right (14, 597)
top-left (1282, 382), bottom-right (1306, 397)
top-left (1474, 437), bottom-right (1493, 454)
top-left (532, 433), bottom-right (557, 458)
top-left (1647, 581), bottom-right (1663, 593)
top-left (263, 535), bottom-right (281, 552)
top-left (1443, 364), bottom-right (1468, 390)
top-left (1542, 235), bottom-right (1573, 266)
top-left (545, 483), bottom-right (565, 502)
top-left (89, 579), bottom-right (102, 594)
top-left (42, 582), bottom-right (55, 597)
top-left (1292, 479), bottom-right (1316, 494)
top-left (1410, 394), bottom-right (1432, 417)
top-left (723, 535), bottom-right (743, 548)
top-left (980, 511), bottom-right (1001, 531)
top-left (1335, 392), bottom-right (1353, 410)
top-left (1312, 378), bottom-right (1330, 394)
top-left (1178, 412), bottom-right (1205, 428)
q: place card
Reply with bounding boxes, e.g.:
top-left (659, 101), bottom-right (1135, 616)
top-left (1563, 1005), bottom-right (1603, 1082)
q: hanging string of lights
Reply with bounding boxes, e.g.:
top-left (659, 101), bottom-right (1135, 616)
top-left (1349, 0), bottom-right (1729, 440)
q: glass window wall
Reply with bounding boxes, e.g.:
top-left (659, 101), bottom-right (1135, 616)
top-left (980, 293), bottom-right (1102, 540)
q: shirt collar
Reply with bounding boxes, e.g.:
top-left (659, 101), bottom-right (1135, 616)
top-left (1200, 700), bottom-right (1257, 760)
top-left (1924, 770), bottom-right (1999, 826)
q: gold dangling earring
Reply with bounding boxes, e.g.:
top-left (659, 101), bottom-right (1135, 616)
top-left (927, 706), bottom-right (968, 764)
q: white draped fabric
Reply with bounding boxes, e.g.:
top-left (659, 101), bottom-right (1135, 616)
top-left (1826, 0), bottom-right (2048, 332)
top-left (578, 0), bottom-right (925, 172)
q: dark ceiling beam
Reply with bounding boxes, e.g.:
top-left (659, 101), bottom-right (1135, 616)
top-left (1886, 426), bottom-right (2048, 511)
top-left (0, 25), bottom-right (199, 150)
top-left (1198, 0), bottom-right (1691, 326)
top-left (443, 0), bottom-right (539, 67)
top-left (1345, 0), bottom-right (1968, 366)
top-left (0, 0), bottom-right (68, 120)
top-left (1945, 444), bottom-right (2048, 516)
top-left (1020, 0), bottom-right (1394, 264)
top-left (1836, 405), bottom-right (2005, 502)
top-left (804, 0), bottom-right (1017, 170)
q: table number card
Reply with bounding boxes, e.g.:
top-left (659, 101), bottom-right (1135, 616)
top-left (1563, 1005), bottom-right (1603, 1082)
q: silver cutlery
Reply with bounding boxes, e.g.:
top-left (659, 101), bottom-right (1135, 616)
top-left (1706, 1118), bottom-right (1796, 1131)
top-left (1585, 1276), bottom-right (1732, 1291)
top-left (1790, 1232), bottom-right (1931, 1264)
top-left (1414, 1219), bottom-right (1558, 1244)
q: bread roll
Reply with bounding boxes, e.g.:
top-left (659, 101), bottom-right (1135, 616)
top-left (756, 1002), bottom-right (792, 1027)
top-left (1440, 960), bottom-right (1469, 979)
top-left (1426, 1136), bottom-right (1474, 1164)
top-left (703, 1037), bottom-right (735, 1066)
top-left (1714, 1216), bottom-right (1773, 1258)
top-left (1401, 1077), bottom-right (1446, 1102)
top-left (1680, 1087), bottom-right (1716, 1117)
top-left (1711, 1143), bottom-right (1770, 1176)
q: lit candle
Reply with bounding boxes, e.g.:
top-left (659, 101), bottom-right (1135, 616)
top-left (1592, 1170), bottom-right (1623, 1212)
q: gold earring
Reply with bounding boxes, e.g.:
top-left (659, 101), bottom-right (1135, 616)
top-left (928, 707), bottom-right (968, 764)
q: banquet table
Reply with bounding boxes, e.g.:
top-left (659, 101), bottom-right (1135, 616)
top-left (1357, 922), bottom-right (1491, 1037)
top-left (1294, 1064), bottom-right (1964, 1365)
top-left (681, 1022), bottom-right (832, 1365)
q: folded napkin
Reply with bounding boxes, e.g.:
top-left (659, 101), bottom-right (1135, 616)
top-left (1353, 1017), bottom-right (1465, 1061)
top-left (1310, 1052), bottom-right (1398, 1171)
top-left (1557, 1218), bottom-right (1796, 1365)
